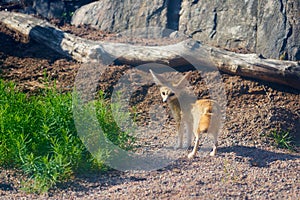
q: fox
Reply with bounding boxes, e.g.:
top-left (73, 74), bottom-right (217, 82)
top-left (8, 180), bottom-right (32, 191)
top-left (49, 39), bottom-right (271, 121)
top-left (149, 69), bottom-right (222, 159)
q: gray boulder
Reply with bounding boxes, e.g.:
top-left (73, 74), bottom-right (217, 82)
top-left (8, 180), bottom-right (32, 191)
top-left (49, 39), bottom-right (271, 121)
top-left (32, 0), bottom-right (64, 19)
top-left (179, 0), bottom-right (258, 53)
top-left (71, 0), bottom-right (299, 61)
top-left (28, 0), bottom-right (94, 21)
top-left (180, 0), bottom-right (299, 60)
top-left (71, 0), bottom-right (168, 33)
top-left (256, 0), bottom-right (299, 60)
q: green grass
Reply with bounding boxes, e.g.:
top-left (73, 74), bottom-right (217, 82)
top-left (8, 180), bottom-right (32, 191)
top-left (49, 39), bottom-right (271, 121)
top-left (0, 80), bottom-right (135, 193)
top-left (269, 129), bottom-right (294, 151)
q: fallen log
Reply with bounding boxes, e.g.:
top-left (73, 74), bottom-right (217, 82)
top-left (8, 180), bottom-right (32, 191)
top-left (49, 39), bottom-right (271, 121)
top-left (0, 11), bottom-right (299, 90)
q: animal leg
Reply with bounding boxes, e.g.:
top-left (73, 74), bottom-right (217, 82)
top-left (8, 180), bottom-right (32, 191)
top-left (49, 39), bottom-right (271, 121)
top-left (209, 134), bottom-right (218, 156)
top-left (188, 134), bottom-right (200, 159)
top-left (186, 121), bottom-right (192, 148)
top-left (174, 123), bottom-right (183, 149)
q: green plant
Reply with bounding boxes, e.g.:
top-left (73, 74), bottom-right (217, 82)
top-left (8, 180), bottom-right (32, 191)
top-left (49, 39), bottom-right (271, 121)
top-left (61, 11), bottom-right (75, 24)
top-left (95, 91), bottom-right (136, 150)
top-left (269, 129), bottom-right (293, 150)
top-left (0, 80), bottom-right (135, 193)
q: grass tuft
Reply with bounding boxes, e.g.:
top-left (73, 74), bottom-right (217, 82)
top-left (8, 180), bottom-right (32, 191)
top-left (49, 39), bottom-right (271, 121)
top-left (0, 80), bottom-right (135, 193)
top-left (269, 129), bottom-right (294, 151)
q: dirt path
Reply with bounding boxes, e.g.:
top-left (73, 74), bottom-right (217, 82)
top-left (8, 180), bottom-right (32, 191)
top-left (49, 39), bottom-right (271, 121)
top-left (0, 21), bottom-right (299, 199)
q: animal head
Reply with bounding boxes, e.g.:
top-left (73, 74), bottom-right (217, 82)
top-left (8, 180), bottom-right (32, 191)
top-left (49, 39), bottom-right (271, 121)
top-left (149, 69), bottom-right (192, 102)
top-left (159, 86), bottom-right (174, 102)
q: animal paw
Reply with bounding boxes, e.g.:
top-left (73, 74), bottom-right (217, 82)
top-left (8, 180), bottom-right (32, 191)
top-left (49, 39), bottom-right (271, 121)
top-left (188, 152), bottom-right (195, 159)
top-left (209, 151), bottom-right (216, 156)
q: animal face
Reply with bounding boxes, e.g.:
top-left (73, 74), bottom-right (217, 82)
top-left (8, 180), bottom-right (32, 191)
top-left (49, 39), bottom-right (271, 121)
top-left (159, 86), bottom-right (173, 102)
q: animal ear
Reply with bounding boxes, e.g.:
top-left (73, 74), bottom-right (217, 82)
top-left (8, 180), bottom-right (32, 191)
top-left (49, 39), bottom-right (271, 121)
top-left (149, 69), bottom-right (170, 87)
top-left (174, 71), bottom-right (192, 88)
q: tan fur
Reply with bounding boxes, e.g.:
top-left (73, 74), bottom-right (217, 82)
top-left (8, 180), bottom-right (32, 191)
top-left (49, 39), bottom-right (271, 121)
top-left (189, 99), bottom-right (221, 158)
top-left (150, 70), bottom-right (222, 159)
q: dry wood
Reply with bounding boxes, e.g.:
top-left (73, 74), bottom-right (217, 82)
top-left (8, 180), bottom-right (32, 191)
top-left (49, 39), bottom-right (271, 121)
top-left (0, 11), bottom-right (299, 90)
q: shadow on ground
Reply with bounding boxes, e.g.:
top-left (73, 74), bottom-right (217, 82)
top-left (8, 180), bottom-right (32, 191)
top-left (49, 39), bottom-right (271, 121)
top-left (219, 145), bottom-right (300, 167)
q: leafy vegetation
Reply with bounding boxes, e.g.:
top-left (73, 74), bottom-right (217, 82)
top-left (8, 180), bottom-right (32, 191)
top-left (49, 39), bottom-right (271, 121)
top-left (0, 80), bottom-right (135, 193)
top-left (269, 129), bottom-right (294, 151)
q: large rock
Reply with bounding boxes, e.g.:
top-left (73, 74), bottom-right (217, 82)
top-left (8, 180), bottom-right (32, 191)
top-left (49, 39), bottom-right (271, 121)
top-left (32, 0), bottom-right (64, 19)
top-left (71, 0), bottom-right (299, 61)
top-left (71, 0), bottom-right (168, 32)
top-left (256, 0), bottom-right (300, 61)
top-left (285, 0), bottom-right (300, 61)
top-left (28, 0), bottom-right (95, 20)
top-left (179, 0), bottom-right (258, 53)
top-left (180, 0), bottom-right (299, 60)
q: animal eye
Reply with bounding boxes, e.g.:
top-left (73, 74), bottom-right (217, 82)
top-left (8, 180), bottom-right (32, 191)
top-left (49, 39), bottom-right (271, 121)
top-left (162, 92), bottom-right (166, 95)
